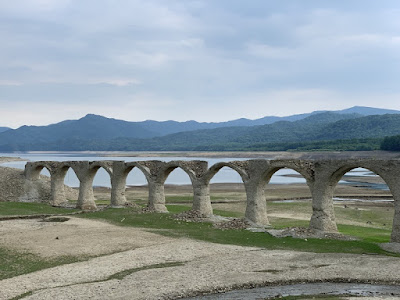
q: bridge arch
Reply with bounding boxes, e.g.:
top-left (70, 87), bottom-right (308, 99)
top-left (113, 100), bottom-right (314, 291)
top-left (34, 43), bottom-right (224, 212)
top-left (159, 161), bottom-right (209, 214)
top-left (206, 162), bottom-right (248, 184)
top-left (262, 164), bottom-right (313, 227)
top-left (110, 161), bottom-right (154, 208)
top-left (25, 161), bottom-right (52, 181)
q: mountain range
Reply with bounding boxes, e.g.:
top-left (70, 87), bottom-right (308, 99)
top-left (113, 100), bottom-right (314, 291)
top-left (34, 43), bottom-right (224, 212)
top-left (1, 106), bottom-right (400, 151)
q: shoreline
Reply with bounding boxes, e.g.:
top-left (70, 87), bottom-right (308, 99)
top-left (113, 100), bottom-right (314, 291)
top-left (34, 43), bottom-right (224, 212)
top-left (2, 150), bottom-right (400, 159)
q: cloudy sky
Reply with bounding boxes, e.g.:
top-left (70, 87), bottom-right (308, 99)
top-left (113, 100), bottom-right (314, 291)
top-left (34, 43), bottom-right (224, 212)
top-left (1, 0), bottom-right (400, 128)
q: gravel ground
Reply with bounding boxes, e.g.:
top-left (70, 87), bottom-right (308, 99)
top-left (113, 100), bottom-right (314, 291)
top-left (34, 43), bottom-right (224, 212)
top-left (1, 218), bottom-right (400, 300)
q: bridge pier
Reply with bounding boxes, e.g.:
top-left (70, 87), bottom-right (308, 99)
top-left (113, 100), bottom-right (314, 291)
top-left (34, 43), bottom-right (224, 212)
top-left (392, 193), bottom-right (400, 243)
top-left (381, 168), bottom-right (400, 243)
top-left (192, 181), bottom-right (213, 216)
top-left (244, 180), bottom-right (269, 226)
top-left (110, 162), bottom-right (128, 207)
top-left (49, 166), bottom-right (69, 206)
top-left (69, 162), bottom-right (97, 210)
top-left (147, 181), bottom-right (168, 212)
top-left (309, 162), bottom-right (339, 233)
top-left (242, 160), bottom-right (270, 226)
top-left (309, 183), bottom-right (338, 232)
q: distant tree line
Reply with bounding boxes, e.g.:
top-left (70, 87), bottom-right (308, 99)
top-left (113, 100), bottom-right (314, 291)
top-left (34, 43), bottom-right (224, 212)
top-left (381, 135), bottom-right (400, 151)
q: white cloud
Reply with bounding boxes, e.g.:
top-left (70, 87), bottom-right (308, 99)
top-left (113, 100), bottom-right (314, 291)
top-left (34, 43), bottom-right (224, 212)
top-left (1, 1), bottom-right (400, 126)
top-left (0, 80), bottom-right (22, 86)
top-left (246, 43), bottom-right (296, 59)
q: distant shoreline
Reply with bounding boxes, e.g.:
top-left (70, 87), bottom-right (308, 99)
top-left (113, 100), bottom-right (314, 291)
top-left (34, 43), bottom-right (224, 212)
top-left (2, 150), bottom-right (399, 159)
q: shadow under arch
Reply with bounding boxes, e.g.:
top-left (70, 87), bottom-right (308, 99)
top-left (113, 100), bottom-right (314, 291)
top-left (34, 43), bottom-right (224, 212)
top-left (329, 163), bottom-right (394, 241)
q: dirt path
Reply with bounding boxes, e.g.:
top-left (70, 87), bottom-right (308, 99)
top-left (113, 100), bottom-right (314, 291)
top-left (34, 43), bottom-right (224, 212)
top-left (1, 218), bottom-right (400, 300)
top-left (0, 217), bottom-right (175, 258)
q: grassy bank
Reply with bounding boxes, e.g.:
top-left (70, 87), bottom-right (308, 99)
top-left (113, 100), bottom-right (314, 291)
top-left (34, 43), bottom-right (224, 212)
top-left (77, 205), bottom-right (395, 256)
top-left (0, 202), bottom-right (79, 216)
top-left (0, 201), bottom-right (397, 281)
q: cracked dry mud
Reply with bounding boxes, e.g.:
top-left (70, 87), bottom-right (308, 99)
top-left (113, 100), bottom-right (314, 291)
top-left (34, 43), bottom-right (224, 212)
top-left (1, 217), bottom-right (400, 300)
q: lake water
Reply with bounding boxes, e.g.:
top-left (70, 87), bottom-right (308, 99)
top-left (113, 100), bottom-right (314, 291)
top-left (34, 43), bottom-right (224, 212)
top-left (184, 282), bottom-right (400, 299)
top-left (0, 152), bottom-right (384, 189)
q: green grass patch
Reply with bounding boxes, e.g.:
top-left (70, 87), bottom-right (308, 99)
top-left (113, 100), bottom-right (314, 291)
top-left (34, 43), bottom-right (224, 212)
top-left (334, 206), bottom-right (393, 228)
top-left (0, 202), bottom-right (78, 216)
top-left (212, 209), bottom-right (243, 218)
top-left (77, 205), bottom-right (398, 257)
top-left (0, 201), bottom-right (398, 283)
top-left (278, 296), bottom-right (346, 300)
top-left (338, 224), bottom-right (392, 243)
top-left (0, 247), bottom-right (79, 280)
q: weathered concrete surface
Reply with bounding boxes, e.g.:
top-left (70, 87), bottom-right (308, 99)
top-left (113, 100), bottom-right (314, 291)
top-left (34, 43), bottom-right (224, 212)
top-left (24, 158), bottom-right (400, 242)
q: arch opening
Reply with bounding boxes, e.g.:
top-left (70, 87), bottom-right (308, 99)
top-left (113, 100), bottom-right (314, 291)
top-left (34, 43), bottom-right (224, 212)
top-left (163, 166), bottom-right (194, 214)
top-left (332, 166), bottom-right (394, 242)
top-left (91, 166), bottom-right (112, 206)
top-left (209, 165), bottom-right (246, 218)
top-left (263, 167), bottom-right (312, 229)
top-left (54, 165), bottom-right (79, 204)
top-left (124, 167), bottom-right (149, 207)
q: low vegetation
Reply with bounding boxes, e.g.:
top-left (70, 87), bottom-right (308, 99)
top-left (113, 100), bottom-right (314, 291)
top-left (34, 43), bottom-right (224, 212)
top-left (0, 198), bottom-right (397, 281)
top-left (0, 202), bottom-right (79, 216)
top-left (381, 134), bottom-right (400, 151)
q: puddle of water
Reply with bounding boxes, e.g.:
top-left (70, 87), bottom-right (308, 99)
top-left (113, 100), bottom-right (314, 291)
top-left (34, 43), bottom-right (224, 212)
top-left (40, 217), bottom-right (70, 223)
top-left (333, 197), bottom-right (393, 203)
top-left (184, 283), bottom-right (400, 299)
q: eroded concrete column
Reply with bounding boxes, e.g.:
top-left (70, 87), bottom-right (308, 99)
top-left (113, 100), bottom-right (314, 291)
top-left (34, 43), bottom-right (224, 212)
top-left (383, 168), bottom-right (400, 243)
top-left (391, 187), bottom-right (400, 243)
top-left (192, 181), bottom-right (213, 216)
top-left (244, 180), bottom-right (269, 226)
top-left (70, 162), bottom-right (97, 210)
top-left (309, 162), bottom-right (338, 233)
top-left (148, 181), bottom-right (168, 212)
top-left (309, 182), bottom-right (338, 232)
top-left (49, 166), bottom-right (68, 206)
top-left (136, 160), bottom-right (169, 213)
top-left (239, 160), bottom-right (270, 226)
top-left (177, 160), bottom-right (213, 216)
top-left (110, 161), bottom-right (128, 207)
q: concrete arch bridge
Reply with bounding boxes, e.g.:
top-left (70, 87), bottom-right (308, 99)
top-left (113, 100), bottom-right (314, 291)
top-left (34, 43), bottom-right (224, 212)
top-left (24, 159), bottom-right (400, 243)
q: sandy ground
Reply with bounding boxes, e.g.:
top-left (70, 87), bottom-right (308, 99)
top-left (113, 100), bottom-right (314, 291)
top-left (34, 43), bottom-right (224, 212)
top-left (0, 217), bottom-right (174, 259)
top-left (1, 217), bottom-right (400, 300)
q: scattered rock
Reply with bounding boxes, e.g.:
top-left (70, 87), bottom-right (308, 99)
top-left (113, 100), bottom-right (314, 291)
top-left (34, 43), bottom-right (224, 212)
top-left (213, 218), bottom-right (250, 230)
top-left (266, 227), bottom-right (359, 241)
top-left (173, 210), bottom-right (210, 222)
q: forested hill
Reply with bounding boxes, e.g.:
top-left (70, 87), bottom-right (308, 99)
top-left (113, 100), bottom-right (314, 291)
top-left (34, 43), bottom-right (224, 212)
top-left (125, 113), bottom-right (400, 151)
top-left (2, 112), bottom-right (400, 151)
